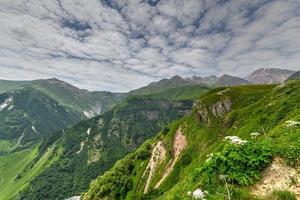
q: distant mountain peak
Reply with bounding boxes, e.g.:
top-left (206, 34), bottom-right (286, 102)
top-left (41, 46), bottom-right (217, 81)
top-left (246, 67), bottom-right (296, 84)
top-left (170, 75), bottom-right (184, 81)
top-left (216, 74), bottom-right (250, 86)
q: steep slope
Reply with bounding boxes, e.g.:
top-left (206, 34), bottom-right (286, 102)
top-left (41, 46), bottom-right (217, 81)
top-left (246, 68), bottom-right (295, 84)
top-left (0, 87), bottom-right (80, 150)
top-left (0, 79), bottom-right (125, 200)
top-left (0, 79), bottom-right (126, 117)
top-left (83, 80), bottom-right (300, 200)
top-left (18, 93), bottom-right (195, 200)
top-left (0, 142), bottom-right (63, 200)
top-left (91, 91), bottom-right (125, 113)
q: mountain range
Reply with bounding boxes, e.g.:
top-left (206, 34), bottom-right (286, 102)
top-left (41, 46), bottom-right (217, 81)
top-left (131, 68), bottom-right (296, 96)
top-left (0, 67), bottom-right (299, 200)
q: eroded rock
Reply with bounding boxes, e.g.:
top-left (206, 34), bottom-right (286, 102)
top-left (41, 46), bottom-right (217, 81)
top-left (143, 141), bottom-right (167, 194)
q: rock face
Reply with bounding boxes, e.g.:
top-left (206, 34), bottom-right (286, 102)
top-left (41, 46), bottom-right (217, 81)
top-left (194, 98), bottom-right (232, 126)
top-left (210, 98), bottom-right (232, 118)
top-left (194, 100), bottom-right (210, 125)
top-left (246, 68), bottom-right (296, 84)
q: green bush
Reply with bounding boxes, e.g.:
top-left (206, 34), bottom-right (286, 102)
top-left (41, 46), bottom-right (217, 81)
top-left (273, 190), bottom-right (296, 200)
top-left (194, 141), bottom-right (272, 186)
top-left (280, 146), bottom-right (300, 167)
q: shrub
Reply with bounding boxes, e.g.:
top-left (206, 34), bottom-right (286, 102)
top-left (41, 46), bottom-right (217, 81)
top-left (280, 146), bottom-right (300, 167)
top-left (194, 141), bottom-right (272, 186)
top-left (162, 126), bottom-right (170, 135)
top-left (273, 190), bottom-right (296, 200)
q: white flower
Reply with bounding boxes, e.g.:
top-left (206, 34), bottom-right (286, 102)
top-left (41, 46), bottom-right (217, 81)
top-left (205, 153), bottom-right (214, 162)
top-left (285, 120), bottom-right (300, 128)
top-left (250, 132), bottom-right (261, 138)
top-left (219, 174), bottom-right (227, 181)
top-left (192, 188), bottom-right (206, 199)
top-left (224, 136), bottom-right (247, 145)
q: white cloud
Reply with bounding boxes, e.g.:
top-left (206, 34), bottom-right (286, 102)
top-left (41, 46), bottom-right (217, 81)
top-left (0, 0), bottom-right (299, 91)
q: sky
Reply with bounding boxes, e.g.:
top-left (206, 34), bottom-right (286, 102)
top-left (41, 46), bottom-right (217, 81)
top-left (0, 0), bottom-right (300, 92)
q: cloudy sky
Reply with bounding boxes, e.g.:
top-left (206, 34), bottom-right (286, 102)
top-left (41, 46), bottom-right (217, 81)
top-left (0, 0), bottom-right (300, 91)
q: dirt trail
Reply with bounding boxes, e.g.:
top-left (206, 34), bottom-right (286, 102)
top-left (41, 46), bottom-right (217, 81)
top-left (252, 157), bottom-right (300, 199)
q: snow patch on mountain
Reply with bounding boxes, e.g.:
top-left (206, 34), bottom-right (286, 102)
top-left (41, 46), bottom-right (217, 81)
top-left (0, 96), bottom-right (13, 111)
top-left (32, 125), bottom-right (38, 133)
top-left (87, 128), bottom-right (91, 135)
top-left (65, 196), bottom-right (80, 200)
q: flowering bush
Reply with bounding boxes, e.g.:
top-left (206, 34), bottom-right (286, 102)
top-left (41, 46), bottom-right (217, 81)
top-left (193, 141), bottom-right (272, 186)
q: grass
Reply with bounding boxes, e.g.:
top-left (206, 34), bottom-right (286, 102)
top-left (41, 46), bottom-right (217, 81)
top-left (0, 142), bottom-right (62, 200)
top-left (0, 140), bottom-right (15, 153)
top-left (272, 190), bottom-right (297, 200)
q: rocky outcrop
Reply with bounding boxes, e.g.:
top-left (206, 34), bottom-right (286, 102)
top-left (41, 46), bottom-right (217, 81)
top-left (210, 98), bottom-right (232, 118)
top-left (143, 141), bottom-right (167, 194)
top-left (194, 100), bottom-right (210, 125)
top-left (194, 98), bottom-right (232, 126)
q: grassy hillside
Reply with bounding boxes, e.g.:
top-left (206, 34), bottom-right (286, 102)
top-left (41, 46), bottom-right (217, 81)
top-left (0, 79), bottom-right (126, 116)
top-left (144, 85), bottom-right (209, 101)
top-left (83, 80), bottom-right (300, 200)
top-left (0, 142), bottom-right (63, 200)
top-left (0, 79), bottom-right (126, 200)
top-left (129, 76), bottom-right (207, 96)
top-left (0, 87), bottom-right (80, 148)
top-left (19, 93), bottom-right (195, 199)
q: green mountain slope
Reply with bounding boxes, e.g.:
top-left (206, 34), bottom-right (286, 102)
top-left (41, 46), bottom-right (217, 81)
top-left (0, 142), bottom-right (62, 200)
top-left (0, 87), bottom-right (80, 151)
top-left (0, 79), bottom-right (126, 200)
top-left (83, 80), bottom-right (300, 200)
top-left (129, 76), bottom-right (207, 96)
top-left (0, 79), bottom-right (126, 117)
top-left (18, 93), bottom-right (196, 199)
top-left (142, 85), bottom-right (209, 101)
